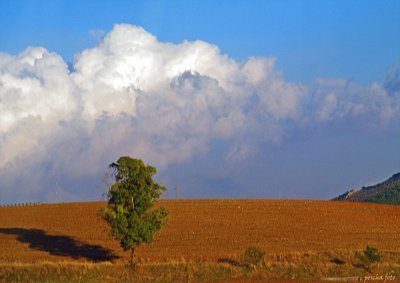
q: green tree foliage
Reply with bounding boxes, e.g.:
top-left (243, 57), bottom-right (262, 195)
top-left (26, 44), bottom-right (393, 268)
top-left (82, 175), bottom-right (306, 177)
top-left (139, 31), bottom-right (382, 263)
top-left (100, 156), bottom-right (168, 268)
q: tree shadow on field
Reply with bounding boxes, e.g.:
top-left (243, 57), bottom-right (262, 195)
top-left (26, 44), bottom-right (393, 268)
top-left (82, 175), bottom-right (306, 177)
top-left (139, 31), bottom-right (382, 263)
top-left (0, 228), bottom-right (119, 262)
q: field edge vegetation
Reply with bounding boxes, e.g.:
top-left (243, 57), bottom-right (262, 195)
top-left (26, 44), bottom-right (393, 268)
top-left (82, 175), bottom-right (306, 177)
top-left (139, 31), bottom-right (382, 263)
top-left (1, 249), bottom-right (400, 282)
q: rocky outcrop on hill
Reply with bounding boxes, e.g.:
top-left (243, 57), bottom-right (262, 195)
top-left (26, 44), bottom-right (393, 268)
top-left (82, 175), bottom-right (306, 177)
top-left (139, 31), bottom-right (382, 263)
top-left (333, 172), bottom-right (400, 204)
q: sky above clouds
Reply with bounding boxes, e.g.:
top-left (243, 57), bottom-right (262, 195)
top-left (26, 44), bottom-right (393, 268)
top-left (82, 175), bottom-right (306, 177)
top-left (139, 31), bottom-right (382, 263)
top-left (0, 1), bottom-right (399, 203)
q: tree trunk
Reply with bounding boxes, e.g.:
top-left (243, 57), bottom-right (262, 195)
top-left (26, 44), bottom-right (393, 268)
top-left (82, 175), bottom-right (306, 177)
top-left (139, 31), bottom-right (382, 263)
top-left (130, 247), bottom-right (136, 270)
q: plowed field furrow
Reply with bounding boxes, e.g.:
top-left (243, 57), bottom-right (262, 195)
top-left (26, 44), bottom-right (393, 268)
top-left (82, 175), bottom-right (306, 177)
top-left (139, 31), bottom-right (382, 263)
top-left (0, 199), bottom-right (399, 262)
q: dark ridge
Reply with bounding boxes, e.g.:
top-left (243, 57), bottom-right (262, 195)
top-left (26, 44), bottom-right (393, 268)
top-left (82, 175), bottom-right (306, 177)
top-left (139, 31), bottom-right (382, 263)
top-left (333, 172), bottom-right (400, 204)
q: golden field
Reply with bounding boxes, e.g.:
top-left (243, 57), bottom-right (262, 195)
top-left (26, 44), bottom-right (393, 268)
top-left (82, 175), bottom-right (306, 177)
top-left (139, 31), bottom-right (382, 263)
top-left (0, 199), bottom-right (400, 282)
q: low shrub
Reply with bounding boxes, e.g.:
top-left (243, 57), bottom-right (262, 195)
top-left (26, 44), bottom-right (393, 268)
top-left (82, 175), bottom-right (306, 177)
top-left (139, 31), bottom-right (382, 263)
top-left (356, 246), bottom-right (381, 270)
top-left (242, 247), bottom-right (265, 267)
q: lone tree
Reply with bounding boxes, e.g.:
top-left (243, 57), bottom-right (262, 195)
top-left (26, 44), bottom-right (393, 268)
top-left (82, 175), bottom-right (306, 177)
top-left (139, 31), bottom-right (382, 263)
top-left (100, 156), bottom-right (168, 268)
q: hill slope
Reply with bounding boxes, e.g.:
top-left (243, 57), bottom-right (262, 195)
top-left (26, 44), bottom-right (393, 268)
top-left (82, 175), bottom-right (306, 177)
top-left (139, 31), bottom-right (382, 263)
top-left (334, 172), bottom-right (400, 204)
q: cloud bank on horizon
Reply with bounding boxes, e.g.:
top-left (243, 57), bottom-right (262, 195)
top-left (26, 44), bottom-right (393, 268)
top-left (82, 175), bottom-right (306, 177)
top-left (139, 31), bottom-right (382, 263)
top-left (1, 24), bottom-right (399, 203)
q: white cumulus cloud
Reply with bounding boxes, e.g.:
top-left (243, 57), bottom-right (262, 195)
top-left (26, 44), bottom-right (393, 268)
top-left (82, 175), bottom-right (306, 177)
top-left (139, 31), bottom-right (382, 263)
top-left (0, 24), bottom-right (399, 203)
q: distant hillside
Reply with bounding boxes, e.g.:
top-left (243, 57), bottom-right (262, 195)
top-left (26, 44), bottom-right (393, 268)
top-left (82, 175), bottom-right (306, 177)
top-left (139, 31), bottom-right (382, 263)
top-left (333, 172), bottom-right (400, 204)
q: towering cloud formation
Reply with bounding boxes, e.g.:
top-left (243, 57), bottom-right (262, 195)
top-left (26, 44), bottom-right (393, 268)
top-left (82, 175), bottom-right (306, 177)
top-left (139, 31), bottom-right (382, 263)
top-left (0, 24), bottom-right (399, 203)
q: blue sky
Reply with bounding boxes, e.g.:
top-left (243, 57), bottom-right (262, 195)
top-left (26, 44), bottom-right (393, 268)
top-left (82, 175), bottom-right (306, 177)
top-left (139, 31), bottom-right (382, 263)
top-left (2, 0), bottom-right (400, 83)
top-left (0, 1), bottom-right (399, 203)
